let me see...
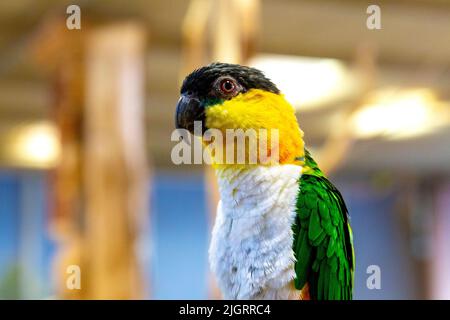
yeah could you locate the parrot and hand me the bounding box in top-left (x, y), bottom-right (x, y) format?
top-left (175, 62), bottom-right (354, 300)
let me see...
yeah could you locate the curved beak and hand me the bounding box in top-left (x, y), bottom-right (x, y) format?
top-left (175, 94), bottom-right (205, 135)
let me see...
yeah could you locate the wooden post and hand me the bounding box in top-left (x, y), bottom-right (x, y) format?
top-left (212, 0), bottom-right (260, 64)
top-left (30, 16), bottom-right (87, 299)
top-left (430, 183), bottom-right (450, 299)
top-left (82, 23), bottom-right (148, 299)
top-left (32, 18), bottom-right (149, 299)
top-left (180, 0), bottom-right (211, 79)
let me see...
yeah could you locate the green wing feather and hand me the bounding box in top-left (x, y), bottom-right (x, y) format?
top-left (293, 150), bottom-right (354, 300)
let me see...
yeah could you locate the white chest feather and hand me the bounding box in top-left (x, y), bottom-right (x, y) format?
top-left (209, 165), bottom-right (302, 299)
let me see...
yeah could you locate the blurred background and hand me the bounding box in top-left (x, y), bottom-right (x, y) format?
top-left (0, 0), bottom-right (450, 300)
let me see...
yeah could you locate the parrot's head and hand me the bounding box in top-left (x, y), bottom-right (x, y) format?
top-left (175, 62), bottom-right (304, 166)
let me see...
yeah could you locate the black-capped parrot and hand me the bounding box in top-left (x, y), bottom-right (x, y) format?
top-left (175, 63), bottom-right (354, 300)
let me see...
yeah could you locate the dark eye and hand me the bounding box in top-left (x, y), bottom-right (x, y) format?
top-left (219, 79), bottom-right (236, 94)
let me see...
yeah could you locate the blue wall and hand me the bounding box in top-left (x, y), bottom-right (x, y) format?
top-left (0, 171), bottom-right (55, 299)
top-left (150, 172), bottom-right (209, 299)
top-left (339, 181), bottom-right (419, 299)
top-left (0, 173), bottom-right (20, 279)
top-left (0, 170), bottom-right (419, 299)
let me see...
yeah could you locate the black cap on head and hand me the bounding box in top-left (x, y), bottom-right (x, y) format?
top-left (180, 62), bottom-right (279, 98)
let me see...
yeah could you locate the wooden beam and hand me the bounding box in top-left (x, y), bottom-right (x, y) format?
top-left (37, 19), bottom-right (149, 299)
top-left (82, 22), bottom-right (149, 299)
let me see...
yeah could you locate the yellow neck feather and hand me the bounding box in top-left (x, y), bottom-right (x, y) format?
top-left (204, 89), bottom-right (305, 168)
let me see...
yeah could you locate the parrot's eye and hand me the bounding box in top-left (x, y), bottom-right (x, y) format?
top-left (219, 78), bottom-right (236, 94)
top-left (212, 76), bottom-right (241, 99)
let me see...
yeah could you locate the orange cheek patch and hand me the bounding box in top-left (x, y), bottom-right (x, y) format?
top-left (205, 89), bottom-right (305, 165)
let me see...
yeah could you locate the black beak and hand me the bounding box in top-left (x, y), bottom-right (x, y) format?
top-left (175, 94), bottom-right (205, 135)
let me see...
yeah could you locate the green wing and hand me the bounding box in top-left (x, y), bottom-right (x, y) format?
top-left (293, 150), bottom-right (354, 300)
